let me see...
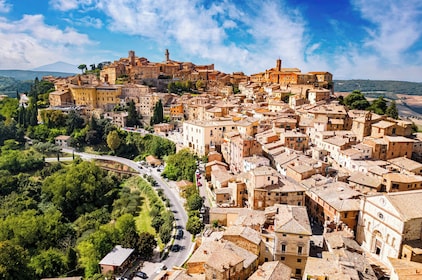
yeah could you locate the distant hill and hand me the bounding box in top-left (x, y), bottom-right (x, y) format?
top-left (0, 76), bottom-right (32, 97)
top-left (32, 61), bottom-right (78, 74)
top-left (0, 69), bottom-right (76, 97)
top-left (0, 70), bottom-right (76, 81)
top-left (334, 80), bottom-right (422, 98)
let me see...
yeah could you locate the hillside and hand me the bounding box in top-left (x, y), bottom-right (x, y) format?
top-left (334, 80), bottom-right (422, 98)
top-left (0, 76), bottom-right (33, 97)
top-left (0, 69), bottom-right (75, 81)
top-left (0, 70), bottom-right (76, 97)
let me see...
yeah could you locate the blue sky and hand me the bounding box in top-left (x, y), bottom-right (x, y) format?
top-left (1, 0), bottom-right (421, 82)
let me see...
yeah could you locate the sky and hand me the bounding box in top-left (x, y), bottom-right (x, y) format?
top-left (0, 0), bottom-right (422, 82)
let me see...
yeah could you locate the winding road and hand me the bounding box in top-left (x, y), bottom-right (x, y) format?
top-left (60, 148), bottom-right (193, 279)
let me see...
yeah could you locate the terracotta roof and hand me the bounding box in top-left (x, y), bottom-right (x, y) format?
top-left (386, 190), bottom-right (422, 221)
top-left (223, 225), bottom-right (262, 245)
top-left (248, 261), bottom-right (291, 280)
top-left (274, 205), bottom-right (312, 235)
top-left (388, 157), bottom-right (422, 172)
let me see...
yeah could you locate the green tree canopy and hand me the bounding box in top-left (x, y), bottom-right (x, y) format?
top-left (162, 149), bottom-right (196, 181)
top-left (126, 100), bottom-right (140, 127)
top-left (386, 100), bottom-right (399, 119)
top-left (29, 248), bottom-right (68, 278)
top-left (368, 96), bottom-right (387, 115)
top-left (150, 100), bottom-right (164, 125)
top-left (137, 232), bottom-right (157, 260)
top-left (41, 161), bottom-right (118, 221)
top-left (106, 130), bottom-right (121, 153)
top-left (343, 90), bottom-right (370, 110)
top-left (186, 215), bottom-right (204, 236)
top-left (0, 241), bottom-right (33, 279)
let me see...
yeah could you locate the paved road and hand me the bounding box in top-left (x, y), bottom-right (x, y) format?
top-left (60, 148), bottom-right (193, 278)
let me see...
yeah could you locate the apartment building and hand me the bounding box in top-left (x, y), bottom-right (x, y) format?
top-left (270, 204), bottom-right (312, 278)
top-left (221, 133), bottom-right (262, 174)
top-left (183, 119), bottom-right (238, 156)
top-left (303, 177), bottom-right (361, 233)
top-left (363, 135), bottom-right (416, 160)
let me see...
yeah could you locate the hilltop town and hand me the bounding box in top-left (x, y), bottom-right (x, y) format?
top-left (34, 50), bottom-right (422, 279)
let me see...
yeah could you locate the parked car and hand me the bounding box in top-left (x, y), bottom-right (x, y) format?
top-left (172, 244), bottom-right (180, 252)
top-left (156, 264), bottom-right (167, 273)
top-left (135, 271), bottom-right (148, 279)
top-left (176, 229), bottom-right (183, 239)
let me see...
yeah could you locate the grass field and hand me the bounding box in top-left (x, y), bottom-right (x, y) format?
top-left (124, 176), bottom-right (165, 249)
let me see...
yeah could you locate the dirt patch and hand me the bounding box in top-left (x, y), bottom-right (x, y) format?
top-left (396, 94), bottom-right (422, 118)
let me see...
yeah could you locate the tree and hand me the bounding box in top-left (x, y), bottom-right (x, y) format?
top-left (41, 161), bottom-right (118, 221)
top-left (66, 110), bottom-right (85, 135)
top-left (162, 149), bottom-right (196, 181)
top-left (29, 248), bottom-right (68, 278)
top-left (115, 214), bottom-right (140, 249)
top-left (196, 80), bottom-right (204, 91)
top-left (386, 100), bottom-right (399, 119)
top-left (126, 100), bottom-right (140, 127)
top-left (106, 130), bottom-right (121, 153)
top-left (78, 64), bottom-right (87, 74)
top-left (187, 193), bottom-right (203, 211)
top-left (186, 215), bottom-right (204, 236)
top-left (150, 100), bottom-right (163, 125)
top-left (137, 232), bottom-right (157, 260)
top-left (369, 96), bottom-right (387, 115)
top-left (343, 90), bottom-right (370, 110)
top-left (0, 241), bottom-right (33, 279)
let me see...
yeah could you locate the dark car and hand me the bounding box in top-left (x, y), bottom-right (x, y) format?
top-left (135, 271), bottom-right (148, 279)
top-left (172, 244), bottom-right (180, 252)
top-left (176, 229), bottom-right (183, 239)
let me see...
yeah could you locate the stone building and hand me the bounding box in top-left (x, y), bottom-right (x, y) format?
top-left (356, 190), bottom-right (422, 271)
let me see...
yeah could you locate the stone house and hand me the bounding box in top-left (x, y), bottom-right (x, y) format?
top-left (55, 135), bottom-right (72, 147)
top-left (270, 204), bottom-right (312, 278)
top-left (99, 245), bottom-right (134, 276)
top-left (248, 261), bottom-right (291, 280)
top-left (303, 179), bottom-right (361, 233)
top-left (380, 173), bottom-right (422, 193)
top-left (387, 156), bottom-right (422, 176)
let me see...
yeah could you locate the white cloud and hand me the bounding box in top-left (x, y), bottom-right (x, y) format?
top-left (0, 0), bottom-right (11, 13)
top-left (49, 0), bottom-right (97, 12)
top-left (0, 15), bottom-right (95, 69)
top-left (64, 15), bottom-right (103, 28)
top-left (326, 0), bottom-right (422, 81)
top-left (94, 0), bottom-right (315, 74)
top-left (352, 0), bottom-right (422, 63)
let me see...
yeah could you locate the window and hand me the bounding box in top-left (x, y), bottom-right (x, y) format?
top-left (295, 269), bottom-right (302, 275)
top-left (282, 233), bottom-right (287, 237)
top-left (299, 235), bottom-right (303, 239)
top-left (297, 258), bottom-right (302, 263)
top-left (281, 244), bottom-right (286, 252)
top-left (298, 246), bottom-right (303, 254)
top-left (280, 256), bottom-right (285, 261)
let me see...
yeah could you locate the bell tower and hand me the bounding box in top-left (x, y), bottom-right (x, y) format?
top-left (165, 49), bottom-right (170, 62)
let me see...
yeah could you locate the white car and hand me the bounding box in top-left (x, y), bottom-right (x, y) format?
top-left (156, 264), bottom-right (168, 273)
